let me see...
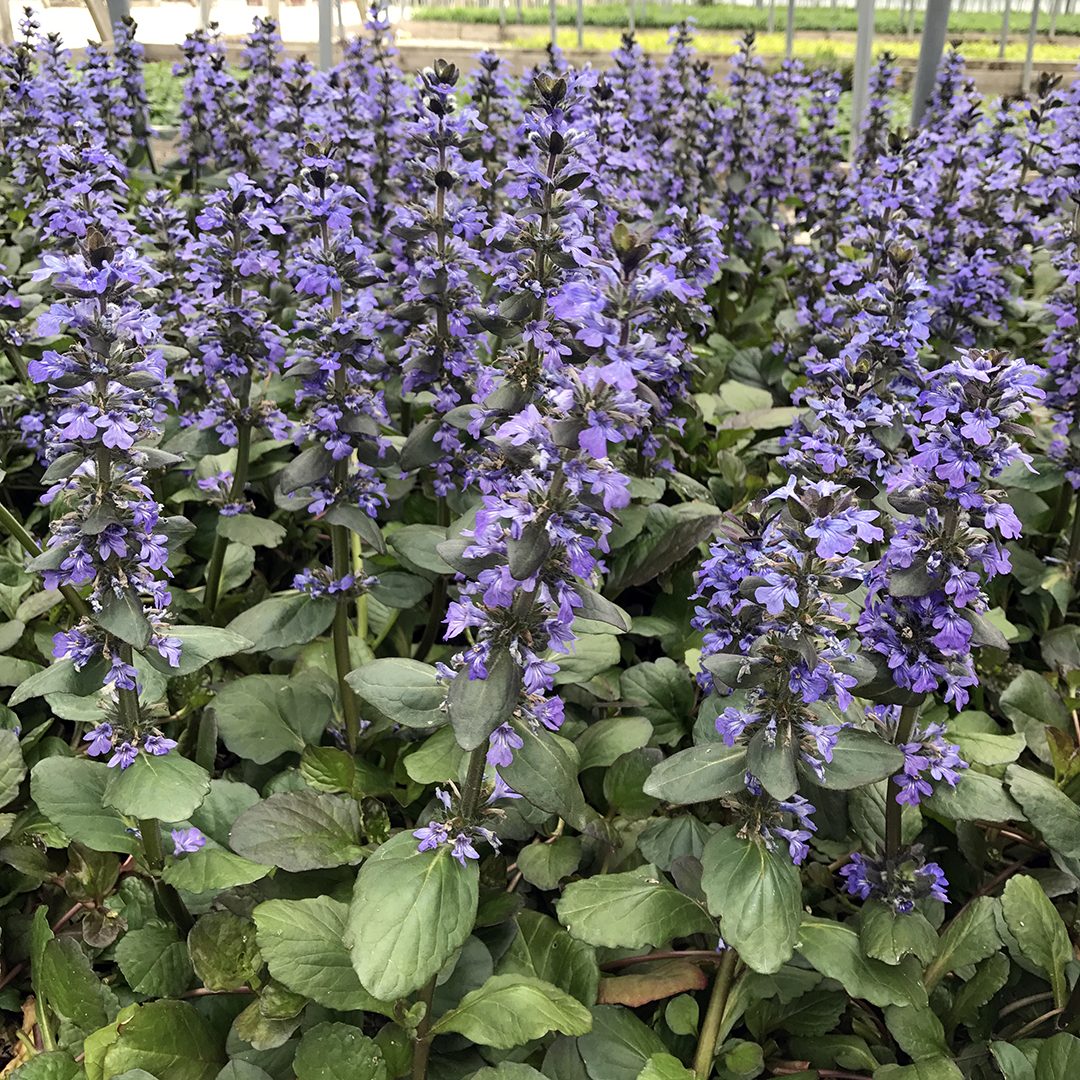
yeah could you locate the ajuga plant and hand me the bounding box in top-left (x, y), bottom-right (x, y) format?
top-left (7, 26), bottom-right (1080, 1080)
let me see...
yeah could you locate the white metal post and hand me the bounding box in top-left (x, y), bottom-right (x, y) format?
top-left (1049, 0), bottom-right (1060, 37)
top-left (199, 0), bottom-right (211, 30)
top-left (319, 0), bottom-right (333, 69)
top-left (768, 0), bottom-right (776, 33)
top-left (785, 0), bottom-right (795, 57)
top-left (1022, 0), bottom-right (1040, 94)
top-left (549, 0), bottom-right (557, 50)
top-left (910, 0), bottom-right (951, 126)
top-left (850, 0), bottom-right (875, 156)
top-left (576, 0), bottom-right (583, 47)
top-left (106, 0), bottom-right (130, 27)
top-left (999, 0), bottom-right (1010, 57)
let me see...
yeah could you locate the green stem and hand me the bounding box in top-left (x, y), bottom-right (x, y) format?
top-left (410, 975), bottom-right (438, 1080)
top-left (203, 422), bottom-right (253, 613)
top-left (885, 701), bottom-right (922, 861)
top-left (333, 526), bottom-right (361, 755)
top-left (139, 817), bottom-right (165, 872)
top-left (691, 948), bottom-right (738, 1080)
top-left (458, 746), bottom-right (489, 824)
top-left (1069, 505), bottom-right (1080, 577)
top-left (0, 501), bottom-right (91, 620)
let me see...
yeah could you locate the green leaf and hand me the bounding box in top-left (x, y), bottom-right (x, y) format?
top-left (746, 726), bottom-right (798, 800)
top-left (100, 1001), bottom-right (224, 1080)
top-left (403, 726), bottom-right (464, 784)
top-left (516, 837), bottom-right (582, 890)
top-left (103, 753), bottom-right (210, 823)
top-left (1001, 874), bottom-right (1071, 1007)
top-left (188, 912), bottom-right (261, 992)
top-left (40, 936), bottom-right (117, 1033)
top-left (883, 1004), bottom-right (949, 1061)
top-left (253, 897), bottom-right (391, 1013)
top-left (447, 647), bottom-right (521, 751)
top-left (700, 827), bottom-right (800, 974)
top-left (945, 952), bottom-right (1009, 1029)
top-left (230, 791), bottom-right (364, 871)
top-left (216, 515), bottom-right (286, 548)
top-left (345, 659), bottom-right (445, 730)
top-left (189, 780), bottom-right (260, 846)
top-left (859, 902), bottom-right (939, 966)
top-left (10, 1051), bottom-right (83, 1080)
top-left (144, 626), bottom-right (253, 677)
top-left (0, 729), bottom-right (25, 807)
top-left (557, 866), bottom-right (714, 950)
top-left (430, 974), bottom-right (591, 1048)
top-left (497, 910), bottom-right (599, 1006)
top-left (345, 830), bottom-right (478, 1001)
top-left (1037, 1033), bottom-right (1080, 1080)
top-left (620, 660), bottom-right (695, 744)
top-left (369, 571), bottom-right (431, 610)
top-left (577, 1005), bottom-right (667, 1080)
top-left (575, 717), bottom-right (653, 771)
top-left (795, 917), bottom-right (927, 1008)
top-left (211, 674), bottom-right (333, 764)
top-left (990, 1041), bottom-right (1037, 1080)
top-left (638, 816), bottom-right (716, 871)
top-left (816, 729), bottom-right (906, 789)
top-left (115, 923), bottom-right (193, 998)
top-left (31, 758), bottom-right (139, 854)
top-left (95, 588), bottom-right (152, 651)
top-left (873, 1060), bottom-right (963, 1080)
top-left (923, 770), bottom-right (1021, 823)
top-left (635, 1054), bottom-right (695, 1080)
top-left (293, 1022), bottom-right (386, 1080)
top-left (161, 844), bottom-right (270, 893)
top-left (1006, 764), bottom-right (1080, 861)
top-left (642, 744), bottom-right (747, 804)
top-left (225, 594), bottom-right (336, 652)
top-left (999, 671), bottom-right (1071, 763)
top-left (553, 634), bottom-right (620, 685)
top-left (502, 720), bottom-right (590, 831)
top-left (923, 897), bottom-right (1001, 989)
top-left (388, 524), bottom-right (453, 575)
top-left (10, 658), bottom-right (108, 707)
top-left (605, 502), bottom-right (721, 595)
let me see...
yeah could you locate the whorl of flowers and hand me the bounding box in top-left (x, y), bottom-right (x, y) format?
top-left (181, 172), bottom-right (290, 452)
top-left (280, 148), bottom-right (389, 593)
top-left (840, 846), bottom-right (949, 914)
top-left (860, 349), bottom-right (1043, 716)
top-left (25, 151), bottom-right (181, 757)
top-left (392, 59), bottom-right (488, 495)
top-left (693, 477), bottom-right (879, 790)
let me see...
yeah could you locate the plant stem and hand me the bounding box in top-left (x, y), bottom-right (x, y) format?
top-left (458, 746), bottom-right (488, 824)
top-left (0, 501), bottom-right (91, 620)
top-left (885, 701), bottom-right (922, 861)
top-left (333, 524), bottom-right (361, 754)
top-left (691, 948), bottom-right (738, 1080)
top-left (410, 974), bottom-right (438, 1080)
top-left (1070, 505), bottom-right (1080, 578)
top-left (139, 817), bottom-right (165, 871)
top-left (203, 421), bottom-right (252, 613)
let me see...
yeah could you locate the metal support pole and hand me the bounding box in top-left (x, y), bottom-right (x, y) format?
top-left (0, 0), bottom-right (11, 45)
top-left (498, 0), bottom-right (506, 34)
top-left (628, 0), bottom-right (635, 33)
top-left (106, 0), bottom-right (130, 26)
top-left (319, 0), bottom-right (332, 69)
top-left (267, 0), bottom-right (280, 22)
top-left (910, 0), bottom-right (951, 126)
top-left (785, 0), bottom-right (795, 57)
top-left (906, 0), bottom-right (916, 36)
top-left (999, 0), bottom-right (1010, 56)
top-left (767, 0), bottom-right (776, 33)
top-left (1049, 0), bottom-right (1059, 36)
top-left (1022, 0), bottom-right (1039, 94)
top-left (850, 0), bottom-right (875, 156)
top-left (199, 0), bottom-right (211, 30)
top-left (576, 0), bottom-right (583, 48)
top-left (549, 0), bottom-right (557, 49)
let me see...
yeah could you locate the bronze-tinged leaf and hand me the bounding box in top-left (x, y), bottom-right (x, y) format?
top-left (597, 960), bottom-right (708, 1007)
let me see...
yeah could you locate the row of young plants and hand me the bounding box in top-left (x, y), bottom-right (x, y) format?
top-left (0, 8), bottom-right (1079, 1080)
top-left (410, 2), bottom-right (1080, 38)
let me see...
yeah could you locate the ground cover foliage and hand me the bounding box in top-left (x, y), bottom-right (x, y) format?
top-left (1, 8), bottom-right (1080, 1080)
